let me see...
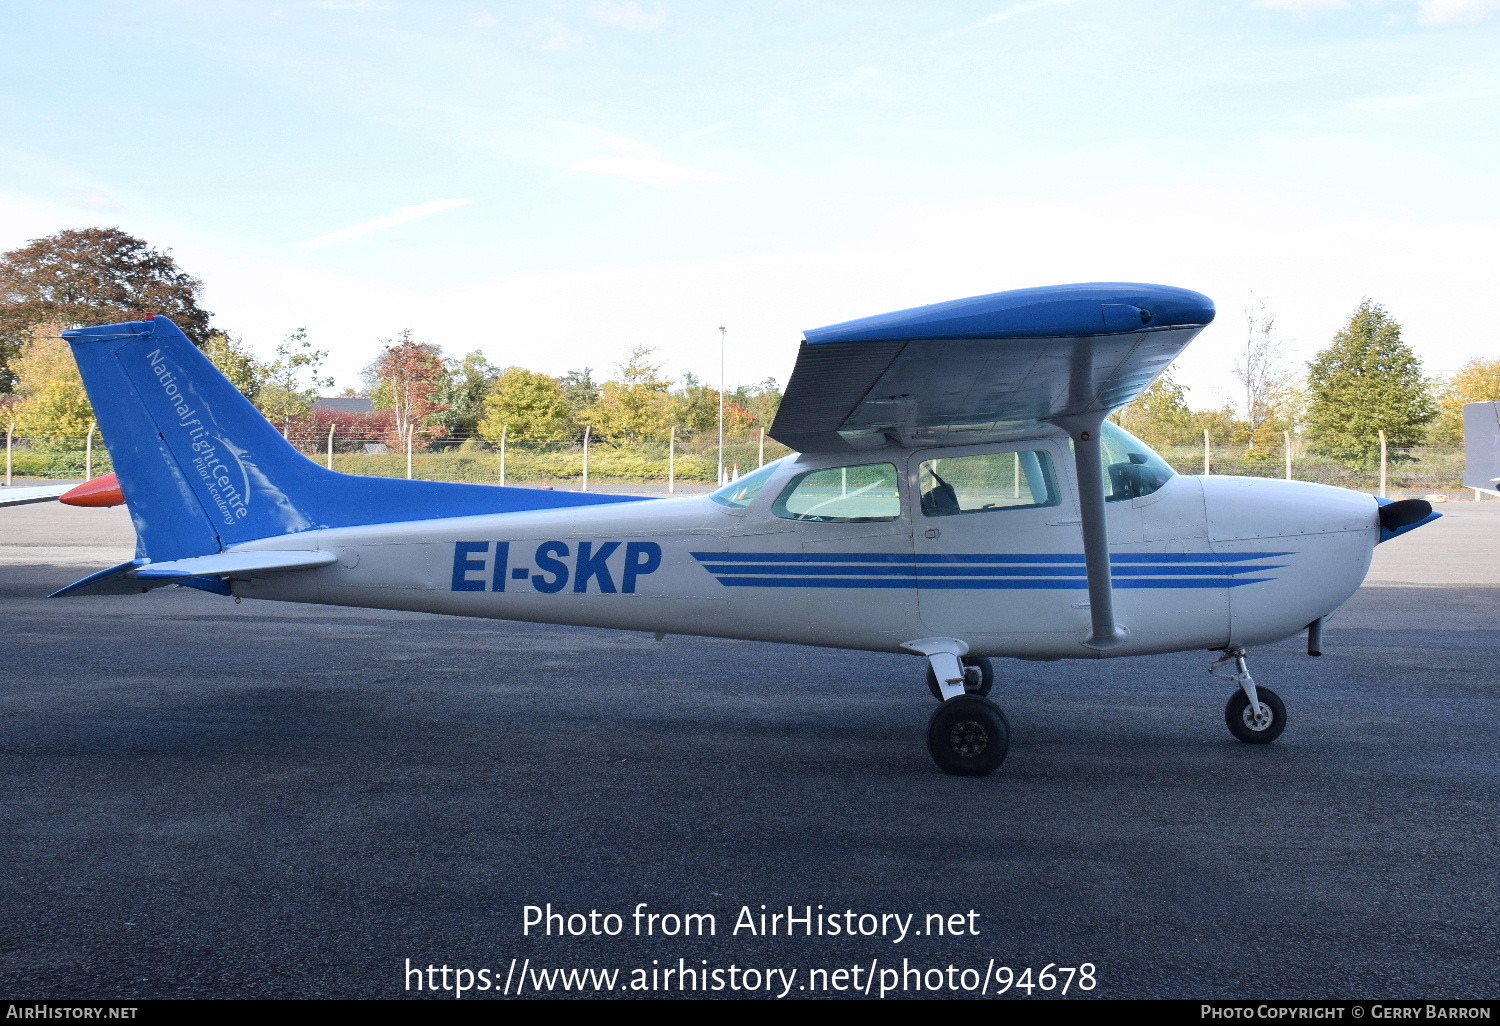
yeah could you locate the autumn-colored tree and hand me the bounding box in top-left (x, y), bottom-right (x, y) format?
top-left (729, 378), bottom-right (782, 434)
top-left (369, 330), bottom-right (450, 449)
top-left (588, 347), bottom-right (673, 441)
top-left (478, 367), bottom-right (573, 445)
top-left (7, 323), bottom-right (94, 443)
top-left (1430, 357), bottom-right (1500, 444)
top-left (0, 227), bottom-right (214, 391)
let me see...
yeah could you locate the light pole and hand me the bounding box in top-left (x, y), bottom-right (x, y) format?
top-left (717, 325), bottom-right (726, 485)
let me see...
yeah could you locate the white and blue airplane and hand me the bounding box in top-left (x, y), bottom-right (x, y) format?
top-left (51, 283), bottom-right (1439, 775)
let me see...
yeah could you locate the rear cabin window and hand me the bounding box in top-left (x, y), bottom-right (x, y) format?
top-left (772, 463), bottom-right (902, 522)
top-left (919, 450), bottom-right (1061, 517)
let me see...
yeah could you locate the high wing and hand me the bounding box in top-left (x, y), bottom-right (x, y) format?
top-left (0, 483), bottom-right (73, 508)
top-left (770, 282), bottom-right (1215, 453)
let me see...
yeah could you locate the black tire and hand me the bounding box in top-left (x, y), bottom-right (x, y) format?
top-left (926, 695), bottom-right (1009, 776)
top-left (926, 655), bottom-right (994, 701)
top-left (1224, 686), bottom-right (1286, 744)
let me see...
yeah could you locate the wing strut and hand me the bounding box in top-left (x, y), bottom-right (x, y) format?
top-left (1052, 411), bottom-right (1127, 650)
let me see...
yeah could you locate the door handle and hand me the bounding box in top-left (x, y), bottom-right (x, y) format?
top-left (924, 528), bottom-right (940, 539)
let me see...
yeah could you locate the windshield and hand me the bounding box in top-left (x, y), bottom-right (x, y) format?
top-left (1098, 421), bottom-right (1176, 501)
top-left (708, 460), bottom-right (783, 509)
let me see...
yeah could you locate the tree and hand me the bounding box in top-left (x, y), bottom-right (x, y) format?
top-left (1235, 298), bottom-right (1296, 452)
top-left (368, 330), bottom-right (449, 449)
top-left (0, 227), bottom-right (214, 391)
top-left (672, 372), bottom-right (720, 435)
top-left (1430, 357), bottom-right (1500, 444)
top-left (202, 330), bottom-right (263, 403)
top-left (1113, 368), bottom-right (1196, 446)
top-left (434, 350), bottom-right (498, 439)
top-left (478, 367), bottom-right (573, 445)
top-left (730, 377), bottom-right (782, 434)
top-left (6, 324), bottom-right (94, 443)
top-left (257, 328), bottom-right (332, 430)
top-left (588, 347), bottom-right (673, 441)
top-left (1305, 299), bottom-right (1435, 467)
top-left (558, 367), bottom-right (599, 426)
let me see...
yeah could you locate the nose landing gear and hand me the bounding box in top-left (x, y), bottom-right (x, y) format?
top-left (1212, 648), bottom-right (1287, 744)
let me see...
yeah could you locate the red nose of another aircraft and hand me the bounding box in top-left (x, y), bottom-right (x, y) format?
top-left (60, 472), bottom-right (125, 508)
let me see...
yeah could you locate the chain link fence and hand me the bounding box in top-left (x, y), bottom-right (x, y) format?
top-left (1, 428), bottom-right (1476, 497)
top-left (2, 428), bottom-right (794, 490)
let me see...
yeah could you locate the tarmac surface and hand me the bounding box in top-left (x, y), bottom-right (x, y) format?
top-left (1, 497), bottom-right (1496, 1000)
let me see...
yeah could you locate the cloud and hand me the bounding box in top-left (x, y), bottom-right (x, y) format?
top-left (298, 198), bottom-right (472, 249)
top-left (680, 121), bottom-right (731, 140)
top-left (586, 1), bottom-right (667, 29)
top-left (938, 0), bottom-right (1079, 40)
top-left (1412, 0), bottom-right (1500, 24)
top-left (816, 67), bottom-right (884, 98)
top-left (1253, 0), bottom-right (1351, 10)
top-left (572, 155), bottom-right (731, 191)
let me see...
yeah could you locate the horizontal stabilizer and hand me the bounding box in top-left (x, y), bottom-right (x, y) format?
top-left (134, 550), bottom-right (336, 580)
top-left (51, 550), bottom-right (334, 597)
top-left (0, 483), bottom-right (74, 508)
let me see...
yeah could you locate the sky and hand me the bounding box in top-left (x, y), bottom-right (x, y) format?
top-left (1, 0), bottom-right (1496, 410)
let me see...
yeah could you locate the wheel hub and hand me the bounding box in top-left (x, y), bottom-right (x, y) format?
top-left (949, 720), bottom-right (989, 757)
top-left (1242, 702), bottom-right (1273, 732)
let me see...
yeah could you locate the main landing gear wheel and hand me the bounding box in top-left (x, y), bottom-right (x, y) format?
top-left (926, 655), bottom-right (994, 701)
top-left (1224, 686), bottom-right (1286, 744)
top-left (926, 695), bottom-right (1009, 776)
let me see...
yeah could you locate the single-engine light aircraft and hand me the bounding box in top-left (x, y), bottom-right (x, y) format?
top-left (54, 283), bottom-right (1439, 775)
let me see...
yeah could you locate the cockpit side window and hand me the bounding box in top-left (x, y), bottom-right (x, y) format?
top-left (919, 450), bottom-right (1061, 517)
top-left (772, 463), bottom-right (901, 522)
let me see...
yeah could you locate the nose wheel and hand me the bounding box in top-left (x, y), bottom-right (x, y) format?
top-left (1212, 648), bottom-right (1287, 744)
top-left (926, 695), bottom-right (1009, 775)
top-left (1225, 686), bottom-right (1286, 743)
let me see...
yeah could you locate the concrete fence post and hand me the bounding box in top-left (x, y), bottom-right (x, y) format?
top-left (1378, 429), bottom-right (1388, 498)
top-left (582, 425), bottom-right (590, 492)
top-left (85, 420), bottom-right (97, 480)
top-left (668, 425), bottom-right (676, 494)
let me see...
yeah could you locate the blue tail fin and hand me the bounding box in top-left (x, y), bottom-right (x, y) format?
top-left (64, 316), bottom-right (646, 562)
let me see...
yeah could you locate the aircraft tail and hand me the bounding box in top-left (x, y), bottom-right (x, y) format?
top-left (1464, 401), bottom-right (1500, 496)
top-left (64, 316), bottom-right (644, 564)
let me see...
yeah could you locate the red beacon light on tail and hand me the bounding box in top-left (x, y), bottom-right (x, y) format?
top-left (60, 472), bottom-right (125, 508)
